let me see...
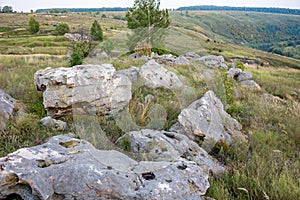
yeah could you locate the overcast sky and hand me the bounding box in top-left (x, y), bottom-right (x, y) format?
top-left (1, 0), bottom-right (300, 12)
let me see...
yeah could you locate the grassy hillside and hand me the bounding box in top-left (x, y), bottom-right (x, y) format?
top-left (171, 11), bottom-right (300, 60)
top-left (0, 11), bottom-right (299, 199)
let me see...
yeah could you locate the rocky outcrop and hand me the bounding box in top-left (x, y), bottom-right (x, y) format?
top-left (123, 129), bottom-right (225, 175)
top-left (0, 135), bottom-right (211, 199)
top-left (182, 52), bottom-right (201, 60)
top-left (198, 55), bottom-right (228, 69)
top-left (171, 90), bottom-right (246, 149)
top-left (34, 64), bottom-right (132, 118)
top-left (40, 116), bottom-right (67, 131)
top-left (35, 61), bottom-right (184, 118)
top-left (0, 90), bottom-right (16, 131)
top-left (64, 33), bottom-right (91, 41)
top-left (239, 80), bottom-right (261, 90)
top-left (227, 68), bottom-right (261, 91)
top-left (237, 72), bottom-right (253, 82)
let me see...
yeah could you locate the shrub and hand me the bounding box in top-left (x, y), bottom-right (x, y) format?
top-left (28, 16), bottom-right (40, 33)
top-left (55, 23), bottom-right (70, 35)
top-left (90, 20), bottom-right (103, 41)
top-left (69, 39), bottom-right (92, 66)
top-left (235, 61), bottom-right (245, 71)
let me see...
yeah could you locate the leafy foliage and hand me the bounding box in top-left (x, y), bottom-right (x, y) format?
top-left (126, 0), bottom-right (171, 50)
top-left (69, 40), bottom-right (92, 66)
top-left (55, 23), bottom-right (70, 35)
top-left (1, 6), bottom-right (13, 13)
top-left (28, 16), bottom-right (40, 33)
top-left (235, 61), bottom-right (245, 71)
top-left (177, 6), bottom-right (300, 15)
top-left (90, 20), bottom-right (103, 41)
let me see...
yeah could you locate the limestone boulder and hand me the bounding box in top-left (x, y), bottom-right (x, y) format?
top-left (198, 55), bottom-right (228, 69)
top-left (171, 91), bottom-right (246, 149)
top-left (0, 135), bottom-right (210, 199)
top-left (237, 72), bottom-right (253, 82)
top-left (0, 90), bottom-right (16, 131)
top-left (34, 64), bottom-right (132, 118)
top-left (227, 68), bottom-right (242, 79)
top-left (138, 60), bottom-right (183, 90)
top-left (40, 116), bottom-right (67, 131)
top-left (239, 80), bottom-right (262, 90)
top-left (124, 129), bottom-right (225, 175)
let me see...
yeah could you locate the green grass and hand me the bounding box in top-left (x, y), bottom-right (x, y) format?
top-left (207, 87), bottom-right (300, 200)
top-left (0, 56), bottom-right (68, 115)
top-left (0, 36), bottom-right (69, 55)
top-left (248, 67), bottom-right (300, 101)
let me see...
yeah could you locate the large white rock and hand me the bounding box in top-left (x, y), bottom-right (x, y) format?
top-left (0, 135), bottom-right (210, 199)
top-left (171, 90), bottom-right (246, 149)
top-left (124, 129), bottom-right (225, 175)
top-left (34, 64), bottom-right (132, 118)
top-left (139, 60), bottom-right (183, 90)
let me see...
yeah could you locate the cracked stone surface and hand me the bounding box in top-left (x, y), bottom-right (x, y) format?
top-left (171, 90), bottom-right (246, 148)
top-left (0, 135), bottom-right (210, 199)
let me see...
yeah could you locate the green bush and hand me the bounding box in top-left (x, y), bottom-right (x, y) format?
top-left (235, 61), bottom-right (245, 71)
top-left (69, 40), bottom-right (92, 66)
top-left (28, 16), bottom-right (40, 33)
top-left (55, 23), bottom-right (70, 35)
top-left (90, 20), bottom-right (103, 41)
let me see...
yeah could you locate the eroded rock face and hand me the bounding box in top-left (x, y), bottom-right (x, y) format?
top-left (124, 129), bottom-right (225, 175)
top-left (171, 90), bottom-right (246, 148)
top-left (0, 135), bottom-right (210, 199)
top-left (0, 90), bottom-right (16, 131)
top-left (34, 64), bottom-right (132, 118)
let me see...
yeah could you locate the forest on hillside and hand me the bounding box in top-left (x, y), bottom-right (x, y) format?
top-left (177, 6), bottom-right (300, 15)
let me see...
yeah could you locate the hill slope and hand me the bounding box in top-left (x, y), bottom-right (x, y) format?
top-left (170, 11), bottom-right (300, 60)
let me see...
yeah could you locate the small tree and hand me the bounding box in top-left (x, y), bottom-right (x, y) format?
top-left (90, 20), bottom-right (103, 41)
top-left (55, 23), bottom-right (70, 35)
top-left (2, 6), bottom-right (13, 13)
top-left (126, 0), bottom-right (171, 50)
top-left (28, 16), bottom-right (40, 33)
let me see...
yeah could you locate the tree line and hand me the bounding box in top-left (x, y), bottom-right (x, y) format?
top-left (0, 6), bottom-right (13, 13)
top-left (36, 7), bottom-right (130, 13)
top-left (177, 6), bottom-right (300, 15)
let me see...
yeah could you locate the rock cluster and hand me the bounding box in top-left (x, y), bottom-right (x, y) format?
top-left (129, 52), bottom-right (228, 69)
top-left (0, 52), bottom-right (252, 199)
top-left (34, 60), bottom-right (184, 118)
top-left (227, 68), bottom-right (261, 90)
